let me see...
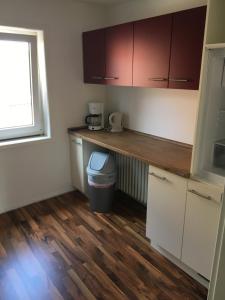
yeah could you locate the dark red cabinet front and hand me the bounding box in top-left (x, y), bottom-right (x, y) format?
top-left (169, 6), bottom-right (206, 90)
top-left (82, 29), bottom-right (105, 84)
top-left (82, 24), bottom-right (133, 86)
top-left (82, 6), bottom-right (206, 90)
top-left (133, 14), bottom-right (172, 88)
top-left (105, 23), bottom-right (133, 86)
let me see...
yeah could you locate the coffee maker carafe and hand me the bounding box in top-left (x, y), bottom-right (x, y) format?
top-left (85, 102), bottom-right (104, 131)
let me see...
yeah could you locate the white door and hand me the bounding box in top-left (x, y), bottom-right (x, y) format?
top-left (182, 180), bottom-right (222, 280)
top-left (147, 166), bottom-right (187, 259)
top-left (70, 136), bottom-right (84, 193)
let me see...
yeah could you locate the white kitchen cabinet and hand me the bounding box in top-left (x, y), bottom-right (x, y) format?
top-left (69, 135), bottom-right (85, 193)
top-left (147, 165), bottom-right (188, 259)
top-left (182, 180), bottom-right (222, 280)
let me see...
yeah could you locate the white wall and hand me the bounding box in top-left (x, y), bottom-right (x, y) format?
top-left (106, 0), bottom-right (207, 25)
top-left (105, 0), bottom-right (207, 144)
top-left (0, 0), bottom-right (209, 213)
top-left (206, 0), bottom-right (225, 44)
top-left (0, 0), bottom-right (107, 213)
top-left (106, 87), bottom-right (198, 144)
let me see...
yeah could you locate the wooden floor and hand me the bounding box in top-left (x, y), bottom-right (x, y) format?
top-left (0, 191), bottom-right (207, 300)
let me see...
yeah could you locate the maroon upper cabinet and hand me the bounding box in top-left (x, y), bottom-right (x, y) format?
top-left (105, 23), bottom-right (133, 86)
top-left (168, 6), bottom-right (207, 90)
top-left (82, 6), bottom-right (206, 89)
top-left (82, 29), bottom-right (105, 84)
top-left (133, 14), bottom-right (172, 88)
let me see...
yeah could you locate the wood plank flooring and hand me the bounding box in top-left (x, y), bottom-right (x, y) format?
top-left (0, 191), bottom-right (207, 300)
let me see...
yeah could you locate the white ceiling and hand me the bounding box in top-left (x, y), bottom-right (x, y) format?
top-left (78, 0), bottom-right (132, 5)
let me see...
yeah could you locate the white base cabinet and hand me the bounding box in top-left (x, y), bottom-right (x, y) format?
top-left (181, 180), bottom-right (222, 280)
top-left (70, 135), bottom-right (106, 195)
top-left (70, 135), bottom-right (85, 193)
top-left (147, 166), bottom-right (187, 259)
top-left (147, 165), bottom-right (223, 281)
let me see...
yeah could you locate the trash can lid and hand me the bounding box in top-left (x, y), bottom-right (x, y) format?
top-left (89, 152), bottom-right (109, 171)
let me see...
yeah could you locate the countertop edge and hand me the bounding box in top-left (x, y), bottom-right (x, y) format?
top-left (68, 127), bottom-right (192, 149)
top-left (69, 127), bottom-right (191, 178)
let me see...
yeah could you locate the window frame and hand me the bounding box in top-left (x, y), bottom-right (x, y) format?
top-left (0, 28), bottom-right (49, 142)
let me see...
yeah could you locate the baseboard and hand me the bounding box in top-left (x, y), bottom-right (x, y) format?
top-left (150, 241), bottom-right (209, 288)
top-left (0, 185), bottom-right (74, 214)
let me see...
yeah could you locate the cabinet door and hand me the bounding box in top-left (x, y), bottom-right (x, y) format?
top-left (169, 6), bottom-right (206, 90)
top-left (182, 181), bottom-right (222, 280)
top-left (105, 23), bottom-right (133, 86)
top-left (70, 136), bottom-right (84, 193)
top-left (147, 166), bottom-right (187, 259)
top-left (82, 29), bottom-right (105, 84)
top-left (133, 15), bottom-right (172, 88)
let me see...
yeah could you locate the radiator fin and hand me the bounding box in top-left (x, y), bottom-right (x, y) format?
top-left (113, 153), bottom-right (148, 206)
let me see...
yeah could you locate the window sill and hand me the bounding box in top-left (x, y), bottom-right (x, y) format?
top-left (0, 135), bottom-right (51, 150)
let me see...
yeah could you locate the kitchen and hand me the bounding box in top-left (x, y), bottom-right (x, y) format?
top-left (0, 0), bottom-right (224, 299)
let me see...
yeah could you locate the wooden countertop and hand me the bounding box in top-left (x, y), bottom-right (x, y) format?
top-left (69, 128), bottom-right (192, 178)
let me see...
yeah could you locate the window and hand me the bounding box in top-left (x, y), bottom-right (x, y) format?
top-left (0, 28), bottom-right (50, 141)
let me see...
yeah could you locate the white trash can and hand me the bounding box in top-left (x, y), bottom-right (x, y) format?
top-left (87, 151), bottom-right (116, 212)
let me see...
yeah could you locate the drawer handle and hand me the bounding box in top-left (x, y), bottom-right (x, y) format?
top-left (169, 78), bottom-right (190, 82)
top-left (149, 78), bottom-right (168, 81)
top-left (91, 76), bottom-right (103, 80)
top-left (104, 77), bottom-right (119, 80)
top-left (188, 189), bottom-right (214, 201)
top-left (149, 172), bottom-right (168, 181)
top-left (73, 141), bottom-right (82, 145)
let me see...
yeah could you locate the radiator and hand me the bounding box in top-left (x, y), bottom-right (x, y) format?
top-left (113, 152), bottom-right (149, 206)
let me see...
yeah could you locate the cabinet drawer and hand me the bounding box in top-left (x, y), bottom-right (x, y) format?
top-left (188, 180), bottom-right (223, 204)
top-left (182, 184), bottom-right (222, 279)
top-left (147, 165), bottom-right (187, 258)
top-left (70, 135), bottom-right (84, 193)
top-left (70, 136), bottom-right (83, 145)
top-left (149, 165), bottom-right (181, 181)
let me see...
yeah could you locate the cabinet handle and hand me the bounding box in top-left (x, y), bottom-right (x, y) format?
top-left (188, 189), bottom-right (214, 201)
top-left (104, 77), bottom-right (119, 80)
top-left (148, 78), bottom-right (168, 81)
top-left (169, 78), bottom-right (190, 82)
top-left (149, 172), bottom-right (168, 181)
top-left (73, 141), bottom-right (82, 145)
top-left (91, 76), bottom-right (103, 80)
